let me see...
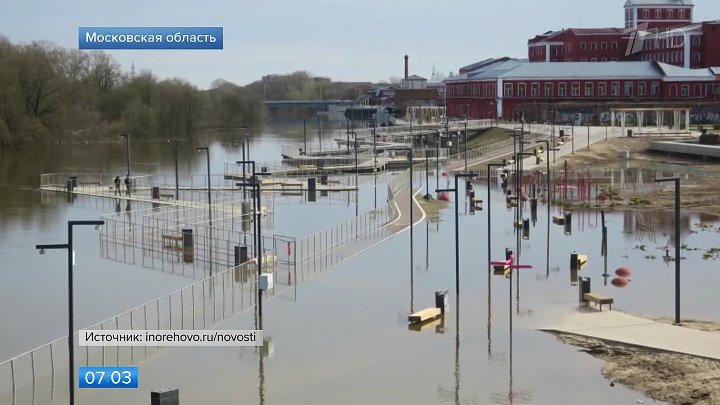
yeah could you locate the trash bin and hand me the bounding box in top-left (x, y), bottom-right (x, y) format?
top-left (579, 277), bottom-right (591, 303)
top-left (152, 186), bottom-right (160, 199)
top-left (570, 252), bottom-right (579, 271)
top-left (435, 290), bottom-right (449, 313)
top-left (627, 129), bottom-right (633, 137)
top-left (559, 129), bottom-right (565, 137)
top-left (151, 388), bottom-right (179, 405)
top-left (182, 229), bottom-right (194, 263)
top-left (69, 176), bottom-right (78, 188)
top-left (66, 179), bottom-right (73, 193)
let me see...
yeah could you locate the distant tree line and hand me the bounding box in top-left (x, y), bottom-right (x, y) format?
top-left (0, 37), bottom-right (372, 151)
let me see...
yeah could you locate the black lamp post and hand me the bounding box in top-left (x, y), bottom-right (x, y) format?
top-left (437, 172), bottom-right (477, 298)
top-left (302, 118), bottom-right (307, 154)
top-left (386, 146), bottom-right (415, 289)
top-left (463, 117), bottom-right (468, 173)
top-left (120, 134), bottom-right (131, 176)
top-left (236, 162), bottom-right (271, 327)
top-left (655, 177), bottom-right (681, 324)
top-left (487, 161), bottom-right (507, 273)
top-left (167, 138), bottom-right (184, 200)
top-left (436, 129), bottom-right (441, 193)
top-left (36, 220), bottom-right (105, 405)
top-left (317, 114), bottom-right (323, 152)
top-left (197, 147), bottom-right (212, 272)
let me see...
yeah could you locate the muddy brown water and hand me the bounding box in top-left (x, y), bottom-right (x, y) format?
top-left (3, 125), bottom-right (720, 404)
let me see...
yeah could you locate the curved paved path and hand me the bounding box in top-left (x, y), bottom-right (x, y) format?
top-left (542, 309), bottom-right (720, 360)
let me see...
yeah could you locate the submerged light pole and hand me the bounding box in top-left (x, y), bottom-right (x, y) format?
top-left (655, 176), bottom-right (681, 324)
top-left (197, 146), bottom-right (212, 272)
top-left (120, 134), bottom-right (131, 176)
top-left (437, 172), bottom-right (477, 298)
top-left (35, 220), bottom-right (105, 405)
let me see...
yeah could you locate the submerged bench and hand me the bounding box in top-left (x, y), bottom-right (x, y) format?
top-left (159, 193), bottom-right (175, 200)
top-left (583, 293), bottom-right (614, 311)
top-left (408, 308), bottom-right (442, 324)
top-left (161, 234), bottom-right (183, 249)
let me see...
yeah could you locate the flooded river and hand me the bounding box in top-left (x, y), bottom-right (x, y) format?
top-left (1, 124), bottom-right (719, 404)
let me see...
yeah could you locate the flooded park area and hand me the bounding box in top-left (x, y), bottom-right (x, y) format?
top-left (1, 122), bottom-right (719, 404)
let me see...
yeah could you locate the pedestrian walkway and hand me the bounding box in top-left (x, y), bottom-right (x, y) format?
top-left (542, 309), bottom-right (720, 360)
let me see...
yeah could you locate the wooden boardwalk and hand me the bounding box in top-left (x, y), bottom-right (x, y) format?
top-left (41, 185), bottom-right (208, 208)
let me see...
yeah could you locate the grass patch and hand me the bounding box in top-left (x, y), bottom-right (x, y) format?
top-left (416, 196), bottom-right (450, 222)
top-left (465, 127), bottom-right (511, 150)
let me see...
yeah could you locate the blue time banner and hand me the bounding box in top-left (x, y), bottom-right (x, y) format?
top-left (78, 367), bottom-right (138, 389)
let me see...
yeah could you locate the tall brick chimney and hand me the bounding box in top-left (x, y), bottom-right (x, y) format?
top-left (404, 55), bottom-right (409, 79)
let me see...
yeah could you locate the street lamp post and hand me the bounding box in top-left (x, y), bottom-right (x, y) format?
top-left (463, 118), bottom-right (468, 173)
top-left (197, 147), bottom-right (212, 272)
top-left (436, 129), bottom-right (441, 193)
top-left (120, 134), bottom-right (131, 176)
top-left (167, 138), bottom-right (184, 200)
top-left (239, 127), bottom-right (250, 200)
top-left (424, 135), bottom-right (431, 199)
top-left (387, 146), bottom-right (415, 291)
top-left (655, 177), bottom-right (681, 324)
top-left (487, 162), bottom-right (507, 271)
top-left (35, 220), bottom-right (105, 405)
top-left (236, 162), bottom-right (270, 326)
top-left (302, 118), bottom-right (307, 154)
top-left (437, 172), bottom-right (477, 298)
top-left (317, 114), bottom-right (323, 152)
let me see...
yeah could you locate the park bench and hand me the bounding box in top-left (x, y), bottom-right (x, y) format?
top-left (408, 308), bottom-right (442, 324)
top-left (161, 234), bottom-right (183, 249)
top-left (583, 293), bottom-right (614, 311)
top-left (159, 193), bottom-right (175, 200)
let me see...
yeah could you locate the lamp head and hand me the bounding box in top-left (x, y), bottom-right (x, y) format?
top-left (38, 248), bottom-right (45, 255)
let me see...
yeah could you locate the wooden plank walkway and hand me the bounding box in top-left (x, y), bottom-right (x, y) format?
top-left (41, 185), bottom-right (207, 208)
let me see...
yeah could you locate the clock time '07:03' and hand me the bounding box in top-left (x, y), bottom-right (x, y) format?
top-left (78, 367), bottom-right (138, 388)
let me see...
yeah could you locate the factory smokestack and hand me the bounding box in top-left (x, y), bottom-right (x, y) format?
top-left (404, 55), bottom-right (409, 80)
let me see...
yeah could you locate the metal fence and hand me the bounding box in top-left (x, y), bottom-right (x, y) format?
top-left (9, 155), bottom-right (411, 404)
top-left (100, 196), bottom-right (281, 279)
top-left (0, 259), bottom-right (268, 405)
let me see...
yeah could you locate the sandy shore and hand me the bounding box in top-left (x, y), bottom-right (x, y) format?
top-left (549, 136), bottom-right (720, 217)
top-left (550, 317), bottom-right (720, 405)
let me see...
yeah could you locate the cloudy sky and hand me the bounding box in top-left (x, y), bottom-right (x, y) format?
top-left (3, 0), bottom-right (720, 88)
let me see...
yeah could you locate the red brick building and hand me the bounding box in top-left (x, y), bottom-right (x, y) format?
top-left (624, 0), bottom-right (693, 30)
top-left (445, 58), bottom-right (720, 121)
top-left (528, 0), bottom-right (720, 69)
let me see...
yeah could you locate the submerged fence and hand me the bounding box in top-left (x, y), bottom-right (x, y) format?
top-left (0, 259), bottom-right (270, 405)
top-left (7, 145), bottom-right (414, 404)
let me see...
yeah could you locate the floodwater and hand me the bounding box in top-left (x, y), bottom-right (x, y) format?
top-left (2, 124), bottom-right (720, 404)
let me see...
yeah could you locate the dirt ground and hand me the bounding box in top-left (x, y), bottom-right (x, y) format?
top-left (415, 196), bottom-right (449, 222)
top-left (551, 331), bottom-right (720, 405)
top-left (550, 136), bottom-right (720, 216)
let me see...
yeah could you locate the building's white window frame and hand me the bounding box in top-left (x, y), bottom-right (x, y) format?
top-left (598, 82), bottom-right (607, 96)
top-left (572, 82), bottom-right (581, 97)
top-left (544, 83), bottom-right (553, 97)
top-left (558, 83), bottom-right (567, 97)
top-left (625, 82), bottom-right (634, 97)
top-left (504, 83), bottom-right (513, 97)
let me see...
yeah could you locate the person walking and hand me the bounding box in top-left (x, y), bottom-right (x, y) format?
top-left (124, 174), bottom-right (131, 196)
top-left (114, 176), bottom-right (121, 195)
